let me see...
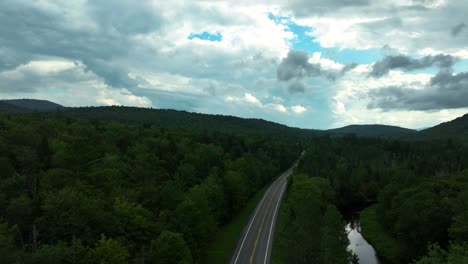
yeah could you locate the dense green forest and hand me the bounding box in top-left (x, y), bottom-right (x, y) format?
top-left (273, 173), bottom-right (354, 264)
top-left (0, 113), bottom-right (298, 263)
top-left (288, 135), bottom-right (468, 263)
top-left (1, 102), bottom-right (468, 264)
top-left (2, 100), bottom-right (468, 144)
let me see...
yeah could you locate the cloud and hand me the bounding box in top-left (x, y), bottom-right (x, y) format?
top-left (451, 23), bottom-right (466, 37)
top-left (224, 92), bottom-right (309, 115)
top-left (369, 54), bottom-right (457, 77)
top-left (283, 0), bottom-right (370, 17)
top-left (276, 50), bottom-right (354, 93)
top-left (341, 63), bottom-right (359, 74)
top-left (225, 93), bottom-right (262, 106)
top-left (287, 80), bottom-right (307, 93)
top-left (2, 0), bottom-right (467, 131)
top-left (294, 0), bottom-right (468, 58)
top-left (0, 58), bottom-right (152, 107)
top-left (328, 63), bottom-right (465, 129)
top-left (291, 105), bottom-right (306, 113)
top-left (277, 50), bottom-right (322, 81)
top-left (367, 71), bottom-right (468, 111)
top-left (273, 104), bottom-right (287, 112)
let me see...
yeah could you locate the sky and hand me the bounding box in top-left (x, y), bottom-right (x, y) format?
top-left (1, 0), bottom-right (468, 129)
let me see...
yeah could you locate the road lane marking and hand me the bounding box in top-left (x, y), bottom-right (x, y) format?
top-left (249, 178), bottom-right (287, 264)
top-left (264, 180), bottom-right (288, 264)
top-left (233, 176), bottom-right (281, 264)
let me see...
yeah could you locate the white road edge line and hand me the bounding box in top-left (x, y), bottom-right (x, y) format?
top-left (233, 176), bottom-right (279, 264)
top-left (263, 178), bottom-right (288, 264)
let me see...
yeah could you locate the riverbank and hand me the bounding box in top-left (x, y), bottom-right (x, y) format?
top-left (346, 213), bottom-right (380, 264)
top-left (360, 205), bottom-right (402, 263)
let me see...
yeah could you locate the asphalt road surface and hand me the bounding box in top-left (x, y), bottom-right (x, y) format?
top-left (229, 165), bottom-right (294, 264)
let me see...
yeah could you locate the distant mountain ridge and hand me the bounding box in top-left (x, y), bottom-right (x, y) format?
top-left (0, 101), bottom-right (31, 113)
top-left (417, 114), bottom-right (468, 143)
top-left (54, 106), bottom-right (321, 138)
top-left (327, 124), bottom-right (417, 138)
top-left (2, 99), bottom-right (64, 111)
top-left (1, 98), bottom-right (467, 143)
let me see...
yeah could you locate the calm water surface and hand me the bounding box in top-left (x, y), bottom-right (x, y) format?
top-left (346, 215), bottom-right (381, 264)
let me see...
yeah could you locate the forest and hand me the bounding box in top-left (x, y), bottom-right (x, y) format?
top-left (0, 113), bottom-right (298, 263)
top-left (275, 135), bottom-right (468, 263)
top-left (1, 109), bottom-right (468, 263)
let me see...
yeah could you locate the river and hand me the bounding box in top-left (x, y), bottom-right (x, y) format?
top-left (346, 213), bottom-right (381, 264)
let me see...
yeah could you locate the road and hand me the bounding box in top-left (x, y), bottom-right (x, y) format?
top-left (229, 165), bottom-right (294, 264)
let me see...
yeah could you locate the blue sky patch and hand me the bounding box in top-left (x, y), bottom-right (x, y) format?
top-left (188, 32), bottom-right (222, 42)
top-left (268, 13), bottom-right (382, 64)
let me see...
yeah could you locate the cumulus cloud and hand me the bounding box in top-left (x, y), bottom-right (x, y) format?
top-left (277, 50), bottom-right (322, 81)
top-left (1, 0), bottom-right (467, 130)
top-left (287, 80), bottom-right (307, 94)
top-left (369, 54), bottom-right (457, 77)
top-left (0, 58), bottom-right (152, 107)
top-left (368, 71), bottom-right (468, 110)
top-left (272, 104), bottom-right (287, 112)
top-left (0, 0), bottom-right (163, 90)
top-left (224, 92), bottom-right (308, 115)
top-left (225, 93), bottom-right (262, 106)
top-left (291, 105), bottom-right (306, 113)
top-left (277, 50), bottom-right (355, 93)
top-left (329, 63), bottom-right (454, 129)
top-left (294, 0), bottom-right (468, 58)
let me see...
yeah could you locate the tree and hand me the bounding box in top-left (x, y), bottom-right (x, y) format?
top-left (6, 194), bottom-right (33, 234)
top-left (89, 235), bottom-right (128, 264)
top-left (319, 205), bottom-right (351, 264)
top-left (27, 239), bottom-right (89, 264)
top-left (414, 243), bottom-right (468, 264)
top-left (0, 157), bottom-right (15, 179)
top-left (0, 222), bottom-right (20, 263)
top-left (223, 170), bottom-right (248, 212)
top-left (150, 231), bottom-right (193, 264)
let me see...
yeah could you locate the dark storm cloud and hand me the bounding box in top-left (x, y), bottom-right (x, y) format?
top-left (287, 81), bottom-right (307, 94)
top-left (0, 0), bottom-right (162, 90)
top-left (369, 54), bottom-right (457, 77)
top-left (367, 71), bottom-right (468, 111)
top-left (277, 50), bottom-right (322, 81)
top-left (277, 50), bottom-right (357, 93)
top-left (451, 23), bottom-right (466, 37)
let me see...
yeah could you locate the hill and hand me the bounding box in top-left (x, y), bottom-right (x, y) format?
top-left (417, 113), bottom-right (468, 143)
top-left (50, 106), bottom-right (321, 139)
top-left (2, 99), bottom-right (63, 111)
top-left (1, 98), bottom-right (468, 143)
top-left (327, 124), bottom-right (417, 138)
top-left (0, 101), bottom-right (31, 113)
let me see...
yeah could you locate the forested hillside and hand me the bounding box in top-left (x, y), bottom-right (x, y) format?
top-left (417, 113), bottom-right (468, 143)
top-left (327, 124), bottom-right (416, 138)
top-left (0, 101), bottom-right (30, 113)
top-left (2, 101), bottom-right (468, 264)
top-left (2, 100), bottom-right (468, 143)
top-left (0, 113), bottom-right (298, 263)
top-left (282, 135), bottom-right (468, 263)
top-left (2, 99), bottom-right (64, 111)
top-left (50, 106), bottom-right (320, 138)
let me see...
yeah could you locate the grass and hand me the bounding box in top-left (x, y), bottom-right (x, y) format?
top-left (360, 204), bottom-right (402, 263)
top-left (203, 185), bottom-right (269, 264)
top-left (271, 188), bottom-right (289, 264)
